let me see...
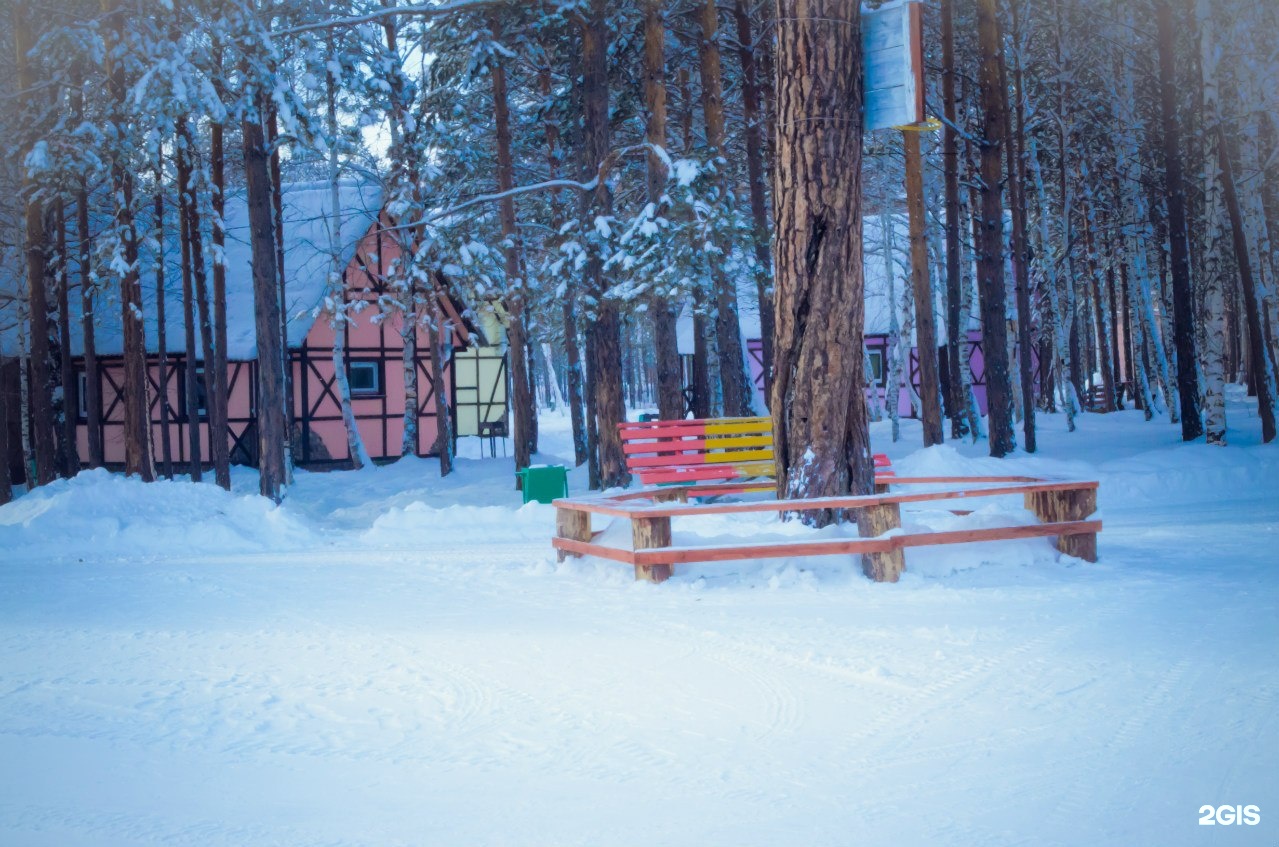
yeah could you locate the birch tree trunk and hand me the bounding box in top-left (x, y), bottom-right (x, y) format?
top-left (771, 0), bottom-right (875, 522)
top-left (1155, 0), bottom-right (1204, 440)
top-left (152, 181), bottom-right (172, 479)
top-left (1196, 0), bottom-right (1228, 444)
top-left (210, 57), bottom-right (231, 490)
top-left (324, 58), bottom-right (369, 470)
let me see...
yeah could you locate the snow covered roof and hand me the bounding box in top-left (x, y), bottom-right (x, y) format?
top-left (0, 180), bottom-right (383, 359)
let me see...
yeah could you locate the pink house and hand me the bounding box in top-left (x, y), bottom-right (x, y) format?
top-left (2, 181), bottom-right (507, 477)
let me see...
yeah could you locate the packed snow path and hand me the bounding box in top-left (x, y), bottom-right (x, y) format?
top-left (2, 398), bottom-right (1277, 846)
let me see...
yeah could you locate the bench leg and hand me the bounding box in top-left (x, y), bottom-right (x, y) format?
top-left (632, 515), bottom-right (673, 583)
top-left (858, 502), bottom-right (905, 583)
top-left (1025, 489), bottom-right (1098, 562)
top-left (556, 508), bottom-right (591, 562)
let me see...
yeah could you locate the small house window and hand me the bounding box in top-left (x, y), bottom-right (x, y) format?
top-left (867, 349), bottom-right (886, 387)
top-left (194, 368), bottom-right (209, 418)
top-left (77, 372), bottom-right (88, 419)
top-left (348, 360), bottom-right (382, 397)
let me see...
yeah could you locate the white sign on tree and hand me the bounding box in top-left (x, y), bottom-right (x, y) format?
top-left (863, 1), bottom-right (925, 131)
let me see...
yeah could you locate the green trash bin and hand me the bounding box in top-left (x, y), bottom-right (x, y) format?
top-left (517, 464), bottom-right (569, 504)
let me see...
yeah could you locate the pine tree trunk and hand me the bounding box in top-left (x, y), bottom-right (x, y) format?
top-left (581, 0), bottom-right (628, 488)
top-left (490, 16), bottom-right (535, 476)
top-left (771, 0), bottom-right (874, 523)
top-left (243, 111), bottom-right (287, 502)
top-left (0, 352), bottom-right (10, 504)
top-left (536, 58), bottom-right (588, 464)
top-left (178, 148), bottom-right (203, 480)
top-left (153, 181), bottom-right (173, 479)
top-left (1005, 0), bottom-right (1036, 451)
top-left (904, 132), bottom-right (943, 446)
top-left (15, 6), bottom-right (57, 486)
top-left (642, 0), bottom-right (685, 422)
top-left (734, 0), bottom-right (775, 404)
top-left (1155, 0), bottom-right (1205, 440)
top-left (267, 110), bottom-right (293, 482)
top-left (975, 0), bottom-right (1016, 457)
top-left (78, 183), bottom-right (103, 468)
top-left (696, 0), bottom-right (753, 417)
top-left (427, 283), bottom-right (453, 476)
top-left (941, 0), bottom-right (968, 440)
top-left (55, 203), bottom-right (78, 476)
top-left (103, 0), bottom-right (153, 481)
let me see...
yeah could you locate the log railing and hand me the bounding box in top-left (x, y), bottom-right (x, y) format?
top-left (552, 476), bottom-right (1100, 584)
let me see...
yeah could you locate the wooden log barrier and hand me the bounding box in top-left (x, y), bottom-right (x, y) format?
top-left (858, 502), bottom-right (905, 582)
top-left (632, 515), bottom-right (674, 583)
top-left (1024, 487), bottom-right (1098, 562)
top-left (556, 507), bottom-right (592, 562)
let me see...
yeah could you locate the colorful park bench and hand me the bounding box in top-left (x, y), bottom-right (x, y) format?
top-left (618, 416), bottom-right (893, 488)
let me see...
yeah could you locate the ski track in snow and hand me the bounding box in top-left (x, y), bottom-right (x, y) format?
top-left (2, 396), bottom-right (1279, 846)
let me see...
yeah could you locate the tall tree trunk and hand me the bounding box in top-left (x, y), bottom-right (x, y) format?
top-left (55, 203), bottom-right (78, 476)
top-left (78, 183), bottom-right (103, 468)
top-left (904, 132), bottom-right (943, 446)
top-left (243, 110), bottom-right (287, 502)
top-left (734, 0), bottom-right (775, 404)
top-left (643, 0), bottom-right (685, 421)
top-left (580, 0), bottom-right (628, 488)
top-left (103, 0), bottom-right (153, 481)
top-left (1155, 0), bottom-right (1204, 440)
top-left (696, 0), bottom-right (753, 416)
top-left (1218, 125), bottom-right (1277, 442)
top-left (490, 13), bottom-right (535, 476)
top-left (427, 280), bottom-right (453, 476)
top-left (771, 0), bottom-right (874, 524)
top-left (0, 352), bottom-right (10, 504)
top-left (537, 58), bottom-right (588, 463)
top-left (975, 0), bottom-right (1016, 457)
top-left (153, 178), bottom-right (173, 478)
top-left (179, 121), bottom-right (218, 476)
top-left (178, 149), bottom-right (202, 480)
top-left (1005, 0), bottom-right (1035, 451)
top-left (15, 5), bottom-right (57, 486)
top-left (940, 0), bottom-right (967, 440)
top-left (324, 53), bottom-right (369, 469)
top-left (267, 109), bottom-right (293, 482)
top-left (209, 45), bottom-right (231, 489)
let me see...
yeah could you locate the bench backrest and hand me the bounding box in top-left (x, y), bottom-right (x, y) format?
top-left (618, 416), bottom-right (774, 484)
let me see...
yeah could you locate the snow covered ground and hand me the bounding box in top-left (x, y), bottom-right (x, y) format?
top-left (2, 389), bottom-right (1277, 846)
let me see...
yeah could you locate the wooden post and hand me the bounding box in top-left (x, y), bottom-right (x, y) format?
top-left (1025, 487), bottom-right (1098, 561)
top-left (632, 515), bottom-right (673, 583)
top-left (556, 507), bottom-right (591, 562)
top-left (858, 502), bottom-right (904, 582)
top-left (651, 487), bottom-right (689, 504)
